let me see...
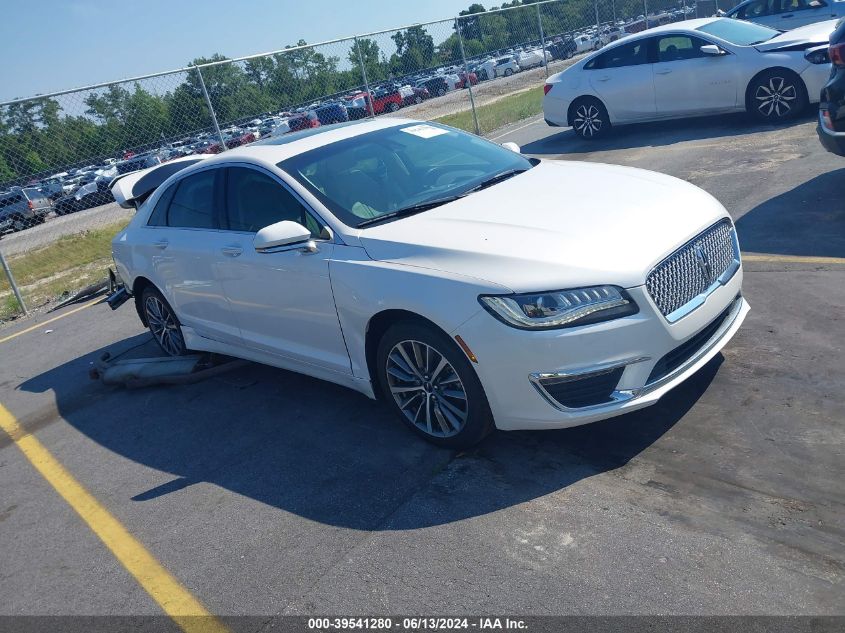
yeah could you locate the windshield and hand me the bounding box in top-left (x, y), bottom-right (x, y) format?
top-left (278, 123), bottom-right (535, 228)
top-left (696, 19), bottom-right (779, 45)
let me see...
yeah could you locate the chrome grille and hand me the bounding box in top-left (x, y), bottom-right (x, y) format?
top-left (646, 220), bottom-right (738, 319)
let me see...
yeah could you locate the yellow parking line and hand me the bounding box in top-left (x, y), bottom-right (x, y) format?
top-left (0, 297), bottom-right (103, 345)
top-left (743, 253), bottom-right (845, 265)
top-left (0, 403), bottom-right (230, 633)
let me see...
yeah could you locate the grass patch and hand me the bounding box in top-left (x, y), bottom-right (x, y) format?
top-left (0, 220), bottom-right (128, 319)
top-left (436, 86), bottom-right (544, 136)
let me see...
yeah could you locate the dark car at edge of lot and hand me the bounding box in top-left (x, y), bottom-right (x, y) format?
top-left (818, 18), bottom-right (845, 156)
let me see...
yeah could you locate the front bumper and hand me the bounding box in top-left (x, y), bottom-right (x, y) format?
top-left (453, 267), bottom-right (746, 431)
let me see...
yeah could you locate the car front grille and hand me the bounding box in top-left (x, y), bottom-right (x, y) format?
top-left (645, 220), bottom-right (738, 319)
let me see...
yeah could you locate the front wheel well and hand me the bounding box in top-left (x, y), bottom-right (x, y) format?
top-left (364, 310), bottom-right (453, 399)
top-left (744, 67), bottom-right (807, 111)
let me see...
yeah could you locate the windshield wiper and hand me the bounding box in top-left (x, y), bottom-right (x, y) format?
top-left (356, 194), bottom-right (466, 228)
top-left (464, 168), bottom-right (528, 194)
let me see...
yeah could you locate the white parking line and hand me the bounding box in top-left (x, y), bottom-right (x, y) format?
top-left (490, 117), bottom-right (547, 141)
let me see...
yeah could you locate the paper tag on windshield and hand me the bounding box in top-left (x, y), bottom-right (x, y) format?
top-left (400, 124), bottom-right (448, 139)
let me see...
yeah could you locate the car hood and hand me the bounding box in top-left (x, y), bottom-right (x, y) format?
top-left (357, 160), bottom-right (730, 293)
top-left (754, 19), bottom-right (838, 51)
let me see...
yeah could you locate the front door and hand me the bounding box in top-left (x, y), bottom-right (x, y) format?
top-left (216, 166), bottom-right (351, 375)
top-left (653, 35), bottom-right (738, 116)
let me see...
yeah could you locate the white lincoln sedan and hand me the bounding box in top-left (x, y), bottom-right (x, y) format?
top-left (110, 119), bottom-right (748, 447)
top-left (543, 17), bottom-right (836, 138)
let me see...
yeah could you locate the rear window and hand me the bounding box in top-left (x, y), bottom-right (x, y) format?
top-left (696, 19), bottom-right (779, 45)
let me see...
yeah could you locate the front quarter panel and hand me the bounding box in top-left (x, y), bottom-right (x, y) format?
top-left (328, 244), bottom-right (511, 381)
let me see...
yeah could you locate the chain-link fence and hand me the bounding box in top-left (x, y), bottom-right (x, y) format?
top-left (0, 0), bottom-right (717, 322)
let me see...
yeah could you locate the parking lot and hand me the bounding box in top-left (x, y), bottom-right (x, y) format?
top-left (1, 111), bottom-right (843, 622)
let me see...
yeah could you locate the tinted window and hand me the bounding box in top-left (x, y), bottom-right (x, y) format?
top-left (167, 170), bottom-right (217, 229)
top-left (147, 183), bottom-right (177, 226)
top-left (657, 36), bottom-right (713, 62)
top-left (225, 167), bottom-right (319, 236)
top-left (589, 39), bottom-right (650, 69)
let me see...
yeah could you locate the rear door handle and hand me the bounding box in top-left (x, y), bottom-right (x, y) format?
top-left (153, 239), bottom-right (169, 249)
top-left (221, 246), bottom-right (243, 257)
top-left (656, 69), bottom-right (672, 75)
top-left (782, 13), bottom-right (793, 17)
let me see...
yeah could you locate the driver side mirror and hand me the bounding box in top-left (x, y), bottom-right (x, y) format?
top-left (254, 220), bottom-right (312, 252)
top-left (501, 141), bottom-right (521, 153)
top-left (808, 0), bottom-right (826, 7)
top-left (701, 44), bottom-right (726, 56)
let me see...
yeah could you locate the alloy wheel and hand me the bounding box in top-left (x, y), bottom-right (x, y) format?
top-left (386, 339), bottom-right (468, 438)
top-left (144, 295), bottom-right (185, 356)
top-left (755, 76), bottom-right (797, 118)
top-left (573, 104), bottom-right (603, 137)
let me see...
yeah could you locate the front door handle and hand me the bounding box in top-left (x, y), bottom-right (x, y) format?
top-left (596, 76), bottom-right (611, 82)
top-left (221, 246), bottom-right (243, 257)
top-left (153, 239), bottom-right (169, 249)
top-left (782, 13), bottom-right (793, 17)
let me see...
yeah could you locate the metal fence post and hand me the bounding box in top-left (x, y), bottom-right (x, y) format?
top-left (644, 0), bottom-right (649, 21)
top-left (594, 0), bottom-right (601, 31)
top-left (0, 250), bottom-right (28, 317)
top-left (455, 17), bottom-right (481, 136)
top-left (537, 3), bottom-right (549, 79)
top-left (354, 37), bottom-right (376, 118)
top-left (682, 0), bottom-right (688, 20)
top-left (194, 65), bottom-right (227, 150)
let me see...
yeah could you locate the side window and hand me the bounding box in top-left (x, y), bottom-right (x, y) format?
top-left (147, 183), bottom-right (177, 227)
top-left (225, 167), bottom-right (320, 236)
top-left (657, 36), bottom-right (712, 62)
top-left (167, 170), bottom-right (217, 229)
top-left (745, 0), bottom-right (772, 16)
top-left (591, 39), bottom-right (650, 69)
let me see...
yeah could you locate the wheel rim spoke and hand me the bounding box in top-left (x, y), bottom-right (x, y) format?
top-left (386, 339), bottom-right (468, 438)
top-left (145, 296), bottom-right (184, 355)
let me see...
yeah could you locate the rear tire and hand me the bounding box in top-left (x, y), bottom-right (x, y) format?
top-left (376, 321), bottom-right (494, 449)
top-left (746, 69), bottom-right (807, 122)
top-left (141, 286), bottom-right (187, 357)
top-left (388, 101), bottom-right (400, 112)
top-left (504, 68), bottom-right (514, 77)
top-left (569, 97), bottom-right (610, 139)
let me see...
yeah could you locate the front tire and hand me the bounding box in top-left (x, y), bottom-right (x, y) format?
top-left (747, 69), bottom-right (807, 122)
top-left (141, 286), bottom-right (187, 356)
top-left (570, 97), bottom-right (610, 139)
top-left (504, 68), bottom-right (513, 77)
top-left (377, 321), bottom-right (493, 448)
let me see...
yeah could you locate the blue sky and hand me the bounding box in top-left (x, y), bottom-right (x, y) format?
top-left (0, 0), bottom-right (475, 102)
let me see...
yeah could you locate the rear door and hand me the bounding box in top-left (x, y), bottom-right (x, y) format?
top-left (216, 165), bottom-right (351, 374)
top-left (653, 35), bottom-right (739, 116)
top-left (587, 38), bottom-right (657, 122)
top-left (733, 0), bottom-right (782, 27)
top-left (142, 167), bottom-right (241, 345)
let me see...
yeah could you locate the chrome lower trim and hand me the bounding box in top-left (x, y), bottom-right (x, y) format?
top-left (529, 296), bottom-right (745, 414)
top-left (642, 295), bottom-right (744, 395)
top-left (529, 356), bottom-right (650, 412)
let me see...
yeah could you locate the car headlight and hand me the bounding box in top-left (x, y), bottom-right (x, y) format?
top-left (479, 285), bottom-right (638, 330)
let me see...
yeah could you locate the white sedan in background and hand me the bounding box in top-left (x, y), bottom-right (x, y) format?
top-left (110, 119), bottom-right (747, 447)
top-left (543, 17), bottom-right (836, 138)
